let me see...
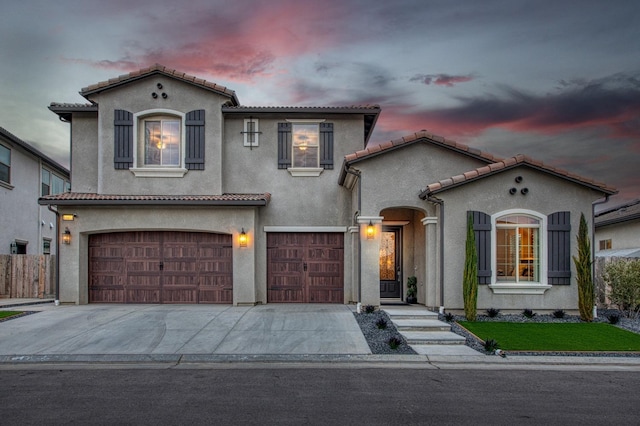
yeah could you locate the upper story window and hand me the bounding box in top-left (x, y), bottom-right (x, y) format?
top-left (278, 120), bottom-right (334, 176)
top-left (41, 168), bottom-right (70, 196)
top-left (0, 144), bottom-right (10, 184)
top-left (599, 239), bottom-right (612, 250)
top-left (243, 118), bottom-right (260, 147)
top-left (142, 116), bottom-right (181, 166)
top-left (114, 109), bottom-right (205, 177)
top-left (495, 214), bottom-right (541, 283)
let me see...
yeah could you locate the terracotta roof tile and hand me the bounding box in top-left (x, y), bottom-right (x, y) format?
top-left (420, 155), bottom-right (617, 197)
top-left (39, 192), bottom-right (271, 206)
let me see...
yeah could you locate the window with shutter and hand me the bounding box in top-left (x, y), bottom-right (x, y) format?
top-left (185, 109), bottom-right (205, 170)
top-left (278, 121), bottom-right (333, 176)
top-left (547, 211), bottom-right (571, 285)
top-left (470, 211), bottom-right (492, 284)
top-left (114, 109), bottom-right (133, 169)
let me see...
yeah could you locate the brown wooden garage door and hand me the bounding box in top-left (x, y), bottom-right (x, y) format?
top-left (89, 231), bottom-right (232, 304)
top-left (267, 232), bottom-right (344, 303)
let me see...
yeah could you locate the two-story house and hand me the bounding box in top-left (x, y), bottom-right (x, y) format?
top-left (1, 127), bottom-right (70, 255)
top-left (41, 64), bottom-right (616, 313)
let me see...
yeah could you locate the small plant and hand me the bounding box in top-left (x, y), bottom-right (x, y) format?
top-left (522, 309), bottom-right (536, 318)
top-left (375, 318), bottom-right (388, 329)
top-left (607, 313), bottom-right (621, 324)
top-left (483, 339), bottom-right (500, 353)
top-left (363, 305), bottom-right (376, 314)
top-left (486, 308), bottom-right (500, 318)
top-left (444, 312), bottom-right (455, 322)
top-left (388, 336), bottom-right (402, 350)
top-left (552, 309), bottom-right (566, 319)
top-left (406, 276), bottom-right (417, 303)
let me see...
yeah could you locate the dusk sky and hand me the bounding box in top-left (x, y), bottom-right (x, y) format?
top-left (1, 0), bottom-right (638, 206)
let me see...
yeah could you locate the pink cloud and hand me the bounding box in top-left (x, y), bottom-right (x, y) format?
top-left (410, 73), bottom-right (474, 87)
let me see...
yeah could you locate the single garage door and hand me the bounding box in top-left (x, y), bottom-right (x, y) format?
top-left (89, 231), bottom-right (232, 303)
top-left (267, 232), bottom-right (344, 303)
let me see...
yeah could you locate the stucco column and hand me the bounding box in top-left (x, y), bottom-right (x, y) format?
top-left (357, 215), bottom-right (383, 306)
top-left (422, 216), bottom-right (438, 309)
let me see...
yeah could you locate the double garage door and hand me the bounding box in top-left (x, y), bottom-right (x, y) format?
top-left (89, 231), bottom-right (232, 304)
top-left (267, 232), bottom-right (344, 303)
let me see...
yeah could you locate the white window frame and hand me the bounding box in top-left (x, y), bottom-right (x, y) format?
top-left (0, 143), bottom-right (11, 187)
top-left (489, 209), bottom-right (551, 294)
top-left (243, 118), bottom-right (259, 147)
top-left (286, 118), bottom-right (325, 177)
top-left (131, 109), bottom-right (187, 178)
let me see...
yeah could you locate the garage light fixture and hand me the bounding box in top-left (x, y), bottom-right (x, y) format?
top-left (62, 228), bottom-right (71, 245)
top-left (62, 214), bottom-right (76, 221)
top-left (366, 221), bottom-right (375, 240)
top-left (239, 228), bottom-right (248, 248)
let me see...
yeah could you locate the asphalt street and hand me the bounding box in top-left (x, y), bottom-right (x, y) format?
top-left (1, 367), bottom-right (638, 425)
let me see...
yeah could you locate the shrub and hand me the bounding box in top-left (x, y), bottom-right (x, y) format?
top-left (486, 308), bottom-right (500, 318)
top-left (388, 337), bottom-right (402, 350)
top-left (375, 318), bottom-right (388, 329)
top-left (444, 312), bottom-right (455, 322)
top-left (607, 313), bottom-right (621, 324)
top-left (603, 259), bottom-right (640, 319)
top-left (483, 339), bottom-right (500, 353)
top-left (573, 213), bottom-right (594, 321)
top-left (463, 213), bottom-right (478, 321)
top-left (363, 305), bottom-right (376, 314)
top-left (406, 276), bottom-right (417, 299)
top-left (552, 309), bottom-right (566, 319)
top-left (522, 309), bottom-right (536, 318)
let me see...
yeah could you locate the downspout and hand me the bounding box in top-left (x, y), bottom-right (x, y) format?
top-left (47, 204), bottom-right (60, 306)
top-left (591, 194), bottom-right (610, 319)
top-left (426, 194), bottom-right (445, 313)
top-left (344, 164), bottom-right (362, 307)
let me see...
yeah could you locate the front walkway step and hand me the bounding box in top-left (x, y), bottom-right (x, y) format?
top-left (382, 307), bottom-right (438, 319)
top-left (402, 331), bottom-right (467, 345)
top-left (392, 319), bottom-right (452, 332)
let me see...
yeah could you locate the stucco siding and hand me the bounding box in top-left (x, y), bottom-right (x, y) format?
top-left (70, 113), bottom-right (98, 193)
top-left (596, 220), bottom-right (640, 252)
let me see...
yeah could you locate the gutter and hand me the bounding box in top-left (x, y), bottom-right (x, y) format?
top-left (47, 205), bottom-right (61, 306)
top-left (344, 164), bottom-right (362, 306)
top-left (425, 193), bottom-right (445, 313)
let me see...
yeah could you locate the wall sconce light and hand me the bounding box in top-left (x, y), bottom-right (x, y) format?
top-left (62, 228), bottom-right (71, 245)
top-left (62, 214), bottom-right (76, 221)
top-left (366, 221), bottom-right (375, 240)
top-left (239, 228), bottom-right (248, 248)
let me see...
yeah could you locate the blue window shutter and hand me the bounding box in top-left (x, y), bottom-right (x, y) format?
top-left (278, 122), bottom-right (292, 169)
top-left (114, 110), bottom-right (133, 169)
top-left (319, 122), bottom-right (334, 170)
top-left (471, 211), bottom-right (492, 284)
top-left (548, 211), bottom-right (571, 285)
top-left (185, 110), bottom-right (205, 170)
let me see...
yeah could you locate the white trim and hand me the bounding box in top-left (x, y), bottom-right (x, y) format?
top-left (264, 226), bottom-right (348, 233)
top-left (243, 118), bottom-right (259, 147)
top-left (488, 283), bottom-right (552, 295)
top-left (348, 226), bottom-right (359, 234)
top-left (422, 217), bottom-right (438, 226)
top-left (285, 118), bottom-right (326, 123)
top-left (132, 109), bottom-right (186, 170)
top-left (129, 167), bottom-right (188, 178)
top-left (491, 209), bottom-right (548, 286)
top-left (357, 216), bottom-right (384, 224)
top-left (383, 221), bottom-right (410, 226)
top-left (287, 167), bottom-right (323, 177)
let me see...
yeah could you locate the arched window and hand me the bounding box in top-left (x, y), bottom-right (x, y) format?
top-left (495, 213), bottom-right (541, 283)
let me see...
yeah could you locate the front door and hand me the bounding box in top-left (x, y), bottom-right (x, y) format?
top-left (379, 226), bottom-right (401, 298)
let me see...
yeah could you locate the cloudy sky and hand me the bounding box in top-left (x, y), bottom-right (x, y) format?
top-left (1, 0), bottom-right (638, 205)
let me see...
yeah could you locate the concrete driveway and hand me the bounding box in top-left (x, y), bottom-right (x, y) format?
top-left (0, 304), bottom-right (371, 356)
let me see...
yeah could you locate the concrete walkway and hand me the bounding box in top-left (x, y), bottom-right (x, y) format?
top-left (1, 300), bottom-right (640, 370)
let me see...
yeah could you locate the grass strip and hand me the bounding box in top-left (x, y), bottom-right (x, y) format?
top-left (0, 311), bottom-right (23, 320)
top-left (458, 321), bottom-right (640, 352)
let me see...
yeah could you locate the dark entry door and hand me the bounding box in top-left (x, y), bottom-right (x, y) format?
top-left (379, 226), bottom-right (401, 298)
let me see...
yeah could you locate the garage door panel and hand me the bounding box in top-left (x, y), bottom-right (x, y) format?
top-left (89, 231), bottom-right (232, 304)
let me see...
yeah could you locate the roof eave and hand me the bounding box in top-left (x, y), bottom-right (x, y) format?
top-left (38, 198), bottom-right (269, 207)
top-left (595, 212), bottom-right (640, 228)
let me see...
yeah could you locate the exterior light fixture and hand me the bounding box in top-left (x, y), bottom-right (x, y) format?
top-left (366, 221), bottom-right (375, 240)
top-left (239, 228), bottom-right (248, 248)
top-left (62, 214), bottom-right (75, 221)
top-left (62, 228), bottom-right (71, 245)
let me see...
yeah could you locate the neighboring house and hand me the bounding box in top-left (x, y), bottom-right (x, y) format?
top-left (595, 199), bottom-right (640, 258)
top-left (40, 64), bottom-right (617, 312)
top-left (1, 127), bottom-right (70, 255)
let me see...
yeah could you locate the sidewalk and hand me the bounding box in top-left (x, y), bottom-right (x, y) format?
top-left (1, 300), bottom-right (640, 370)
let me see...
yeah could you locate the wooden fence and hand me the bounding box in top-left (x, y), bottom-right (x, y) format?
top-left (0, 255), bottom-right (56, 299)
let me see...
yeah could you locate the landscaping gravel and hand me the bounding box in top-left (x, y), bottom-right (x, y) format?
top-left (441, 309), bottom-right (640, 357)
top-left (353, 310), bottom-right (417, 355)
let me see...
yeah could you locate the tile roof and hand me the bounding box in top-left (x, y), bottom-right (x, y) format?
top-left (79, 64), bottom-right (240, 105)
top-left (39, 192), bottom-right (271, 206)
top-left (0, 127), bottom-right (69, 176)
top-left (343, 130), bottom-right (500, 165)
top-left (595, 199), bottom-right (640, 227)
top-left (420, 154), bottom-right (617, 198)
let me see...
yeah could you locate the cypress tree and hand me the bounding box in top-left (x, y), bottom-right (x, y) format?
top-left (463, 213), bottom-right (478, 321)
top-left (573, 213), bottom-right (594, 321)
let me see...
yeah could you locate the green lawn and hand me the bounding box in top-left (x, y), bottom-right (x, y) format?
top-left (0, 311), bottom-right (22, 320)
top-left (458, 321), bottom-right (640, 352)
